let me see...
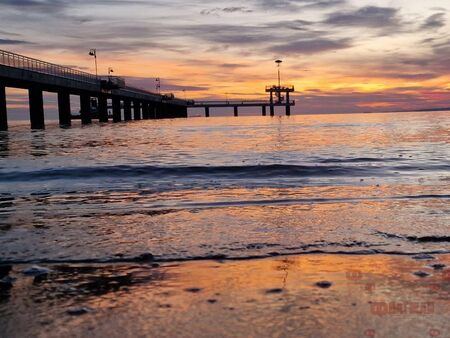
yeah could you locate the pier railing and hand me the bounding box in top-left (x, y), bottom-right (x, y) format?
top-left (0, 49), bottom-right (99, 85)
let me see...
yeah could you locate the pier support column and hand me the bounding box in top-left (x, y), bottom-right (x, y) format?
top-left (286, 92), bottom-right (291, 116)
top-left (270, 92), bottom-right (275, 116)
top-left (124, 100), bottom-right (132, 121)
top-left (205, 107), bottom-right (210, 117)
top-left (155, 103), bottom-right (161, 119)
top-left (57, 91), bottom-right (71, 127)
top-left (149, 103), bottom-right (156, 119)
top-left (262, 106), bottom-right (266, 116)
top-left (29, 87), bottom-right (45, 129)
top-left (80, 94), bottom-right (92, 125)
top-left (0, 85), bottom-right (7, 131)
top-left (142, 102), bottom-right (149, 120)
top-left (98, 95), bottom-right (108, 122)
top-left (133, 101), bottom-right (141, 120)
top-left (112, 97), bottom-right (122, 122)
top-left (234, 106), bottom-right (238, 117)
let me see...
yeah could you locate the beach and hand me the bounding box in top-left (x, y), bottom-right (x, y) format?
top-left (0, 113), bottom-right (449, 337)
top-left (1, 254), bottom-right (449, 338)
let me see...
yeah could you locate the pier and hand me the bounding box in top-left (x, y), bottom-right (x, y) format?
top-left (190, 96), bottom-right (295, 117)
top-left (0, 49), bottom-right (188, 130)
top-left (0, 50), bottom-right (298, 130)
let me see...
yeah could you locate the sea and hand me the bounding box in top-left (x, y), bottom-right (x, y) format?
top-left (0, 112), bottom-right (449, 264)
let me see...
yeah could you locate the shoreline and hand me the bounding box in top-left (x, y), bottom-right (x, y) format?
top-left (1, 253), bottom-right (449, 338)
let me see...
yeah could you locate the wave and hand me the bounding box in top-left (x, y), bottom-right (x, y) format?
top-left (2, 248), bottom-right (450, 265)
top-left (1, 163), bottom-right (448, 182)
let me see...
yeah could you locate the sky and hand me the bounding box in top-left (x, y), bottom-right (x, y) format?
top-left (1, 0), bottom-right (450, 115)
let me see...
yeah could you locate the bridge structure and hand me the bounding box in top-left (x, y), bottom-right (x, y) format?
top-left (0, 49), bottom-right (188, 130)
top-left (189, 85), bottom-right (295, 117)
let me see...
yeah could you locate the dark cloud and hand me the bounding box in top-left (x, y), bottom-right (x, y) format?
top-left (0, 38), bottom-right (30, 45)
top-left (421, 13), bottom-right (446, 30)
top-left (268, 38), bottom-right (351, 55)
top-left (324, 6), bottom-right (400, 28)
top-left (0, 0), bottom-right (67, 13)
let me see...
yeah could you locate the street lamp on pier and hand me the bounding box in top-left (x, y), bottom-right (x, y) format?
top-left (275, 59), bottom-right (282, 88)
top-left (89, 49), bottom-right (98, 79)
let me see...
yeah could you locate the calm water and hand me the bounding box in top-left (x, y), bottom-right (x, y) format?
top-left (0, 112), bottom-right (449, 263)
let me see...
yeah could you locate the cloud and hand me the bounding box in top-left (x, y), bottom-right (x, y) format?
top-left (201, 7), bottom-right (253, 16)
top-left (268, 38), bottom-right (351, 55)
top-left (125, 76), bottom-right (209, 93)
top-left (0, 0), bottom-right (67, 13)
top-left (324, 6), bottom-right (400, 28)
top-left (0, 38), bottom-right (30, 45)
top-left (421, 13), bottom-right (446, 30)
top-left (255, 0), bottom-right (345, 11)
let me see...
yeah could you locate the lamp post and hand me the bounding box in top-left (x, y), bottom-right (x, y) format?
top-left (89, 49), bottom-right (98, 79)
top-left (155, 78), bottom-right (161, 94)
top-left (275, 59), bottom-right (282, 88)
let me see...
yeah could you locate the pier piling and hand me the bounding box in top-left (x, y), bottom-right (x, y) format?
top-left (205, 107), bottom-right (210, 117)
top-left (262, 106), bottom-right (266, 116)
top-left (234, 106), bottom-right (238, 117)
top-left (133, 101), bottom-right (141, 120)
top-left (57, 91), bottom-right (71, 127)
top-left (112, 97), bottom-right (121, 122)
top-left (124, 100), bottom-right (132, 121)
top-left (29, 87), bottom-right (45, 129)
top-left (0, 85), bottom-right (7, 131)
top-left (80, 94), bottom-right (92, 125)
top-left (98, 95), bottom-right (108, 122)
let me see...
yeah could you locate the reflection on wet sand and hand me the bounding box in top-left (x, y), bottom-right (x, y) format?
top-left (1, 254), bottom-right (449, 338)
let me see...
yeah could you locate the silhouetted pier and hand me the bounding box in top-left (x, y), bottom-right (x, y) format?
top-left (190, 85), bottom-right (295, 117)
top-left (0, 49), bottom-right (188, 130)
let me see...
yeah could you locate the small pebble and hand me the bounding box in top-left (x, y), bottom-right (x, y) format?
top-left (265, 288), bottom-right (283, 294)
top-left (66, 307), bottom-right (93, 316)
top-left (207, 299), bottom-right (217, 304)
top-left (316, 281), bottom-right (333, 289)
top-left (184, 287), bottom-right (202, 293)
top-left (0, 276), bottom-right (14, 290)
top-left (134, 253), bottom-right (154, 262)
top-left (412, 254), bottom-right (435, 261)
top-left (414, 271), bottom-right (430, 278)
top-left (22, 265), bottom-right (51, 277)
top-left (0, 265), bottom-right (12, 278)
top-left (431, 264), bottom-right (446, 270)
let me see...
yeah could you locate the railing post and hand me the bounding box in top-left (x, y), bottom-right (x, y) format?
top-left (80, 93), bottom-right (92, 125)
top-left (0, 84), bottom-right (7, 131)
top-left (57, 91), bottom-right (71, 127)
top-left (112, 97), bottom-right (122, 122)
top-left (29, 86), bottom-right (45, 130)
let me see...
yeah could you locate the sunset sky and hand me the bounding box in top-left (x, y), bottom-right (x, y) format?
top-left (1, 0), bottom-right (450, 115)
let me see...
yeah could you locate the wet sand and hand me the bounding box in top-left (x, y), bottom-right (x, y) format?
top-left (1, 254), bottom-right (449, 338)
